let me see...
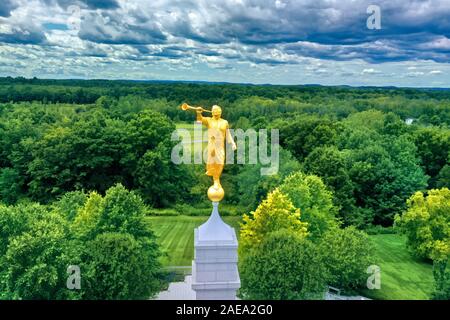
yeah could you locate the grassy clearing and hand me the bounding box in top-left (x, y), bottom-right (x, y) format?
top-left (144, 215), bottom-right (242, 266)
top-left (146, 203), bottom-right (247, 217)
top-left (146, 216), bottom-right (435, 300)
top-left (360, 234), bottom-right (434, 300)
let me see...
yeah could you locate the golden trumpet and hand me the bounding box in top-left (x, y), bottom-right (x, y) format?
top-left (180, 103), bottom-right (212, 113)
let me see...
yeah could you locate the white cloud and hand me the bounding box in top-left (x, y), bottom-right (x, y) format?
top-left (406, 71), bottom-right (425, 77)
top-left (0, 0), bottom-right (449, 86)
top-left (275, 0), bottom-right (287, 10)
top-left (361, 68), bottom-right (380, 75)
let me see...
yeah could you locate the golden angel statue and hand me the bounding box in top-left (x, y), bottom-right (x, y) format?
top-left (181, 103), bottom-right (237, 202)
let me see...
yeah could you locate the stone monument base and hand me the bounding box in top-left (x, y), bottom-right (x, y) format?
top-left (191, 202), bottom-right (240, 300)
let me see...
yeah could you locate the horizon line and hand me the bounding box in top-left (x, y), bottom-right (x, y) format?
top-left (1, 76), bottom-right (450, 90)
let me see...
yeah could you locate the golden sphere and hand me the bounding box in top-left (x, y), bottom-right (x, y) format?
top-left (208, 185), bottom-right (224, 202)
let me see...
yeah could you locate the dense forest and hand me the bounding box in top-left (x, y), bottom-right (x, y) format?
top-left (1, 77), bottom-right (449, 226)
top-left (0, 78), bottom-right (449, 299)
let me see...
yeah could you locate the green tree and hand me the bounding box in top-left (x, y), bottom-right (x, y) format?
top-left (240, 188), bottom-right (308, 252)
top-left (344, 110), bottom-right (405, 136)
top-left (395, 188), bottom-right (450, 299)
top-left (53, 190), bottom-right (88, 221)
top-left (72, 184), bottom-right (157, 241)
top-left (436, 163), bottom-right (450, 189)
top-left (1, 205), bottom-right (76, 299)
top-left (413, 128), bottom-right (450, 188)
top-left (73, 184), bottom-right (163, 299)
top-left (239, 230), bottom-right (327, 300)
top-left (236, 147), bottom-right (301, 210)
top-left (81, 232), bottom-right (162, 300)
top-left (279, 114), bottom-right (341, 161)
top-left (394, 188), bottom-right (450, 261)
top-left (135, 142), bottom-right (194, 207)
top-left (95, 95), bottom-right (116, 109)
top-left (279, 171), bottom-right (339, 239)
top-left (96, 184), bottom-right (153, 238)
top-left (72, 191), bottom-right (104, 240)
top-left (0, 168), bottom-right (22, 204)
top-left (0, 184), bottom-right (163, 300)
top-left (351, 136), bottom-right (428, 225)
top-left (27, 113), bottom-right (125, 201)
top-left (303, 146), bottom-right (356, 226)
top-left (336, 112), bottom-right (429, 226)
top-left (318, 227), bottom-right (374, 291)
top-left (24, 108), bottom-right (193, 206)
top-left (431, 259), bottom-right (450, 300)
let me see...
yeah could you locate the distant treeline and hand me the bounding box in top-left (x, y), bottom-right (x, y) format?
top-left (2, 76), bottom-right (450, 104)
top-left (1, 77), bottom-right (449, 126)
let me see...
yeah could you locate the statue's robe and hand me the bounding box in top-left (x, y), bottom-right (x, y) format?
top-left (198, 117), bottom-right (228, 177)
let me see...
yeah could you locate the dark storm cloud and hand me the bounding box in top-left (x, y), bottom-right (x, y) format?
top-left (65, 42), bottom-right (109, 57)
top-left (164, 16), bottom-right (229, 45)
top-left (221, 0), bottom-right (449, 46)
top-left (0, 25), bottom-right (47, 44)
top-left (193, 48), bottom-right (221, 57)
top-left (150, 47), bottom-right (189, 59)
top-left (247, 56), bottom-right (294, 66)
top-left (0, 0), bottom-right (18, 17)
top-left (42, 0), bottom-right (119, 10)
top-left (2, 0), bottom-right (450, 64)
top-left (130, 0), bottom-right (450, 63)
top-left (78, 11), bottom-right (166, 45)
top-left (82, 0), bottom-right (120, 10)
top-left (283, 31), bottom-right (450, 64)
top-left (189, 0), bottom-right (450, 63)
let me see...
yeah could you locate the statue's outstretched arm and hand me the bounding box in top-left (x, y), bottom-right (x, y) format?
top-left (196, 109), bottom-right (209, 126)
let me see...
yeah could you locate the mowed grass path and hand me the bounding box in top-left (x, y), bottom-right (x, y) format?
top-left (144, 215), bottom-right (242, 266)
top-left (360, 234), bottom-right (434, 300)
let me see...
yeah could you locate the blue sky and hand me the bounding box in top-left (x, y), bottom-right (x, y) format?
top-left (0, 0), bottom-right (449, 86)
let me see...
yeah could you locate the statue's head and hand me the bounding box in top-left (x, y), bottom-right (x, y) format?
top-left (212, 105), bottom-right (222, 119)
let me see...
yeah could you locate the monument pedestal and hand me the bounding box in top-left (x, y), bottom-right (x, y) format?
top-left (191, 202), bottom-right (240, 300)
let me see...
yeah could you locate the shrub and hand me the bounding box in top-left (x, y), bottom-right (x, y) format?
top-left (319, 227), bottom-right (374, 291)
top-left (96, 184), bottom-right (150, 238)
top-left (81, 232), bottom-right (162, 300)
top-left (0, 184), bottom-right (163, 300)
top-left (54, 190), bottom-right (88, 221)
top-left (73, 184), bottom-right (154, 240)
top-left (1, 207), bottom-right (75, 299)
top-left (239, 230), bottom-right (327, 300)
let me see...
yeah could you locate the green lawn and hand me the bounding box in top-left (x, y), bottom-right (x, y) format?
top-left (360, 234), bottom-right (434, 300)
top-left (175, 122), bottom-right (206, 131)
top-left (144, 215), bottom-right (242, 266)
top-left (146, 216), bottom-right (434, 300)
